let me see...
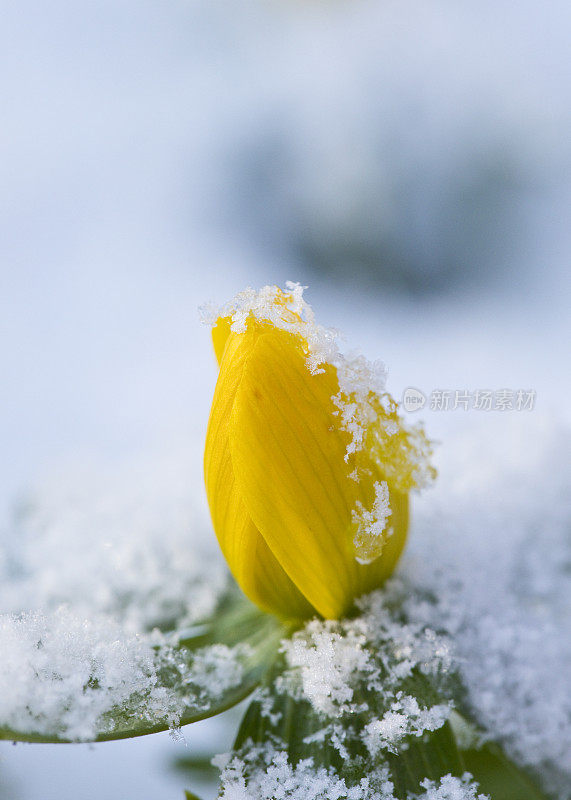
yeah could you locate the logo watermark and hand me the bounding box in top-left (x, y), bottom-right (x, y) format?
top-left (402, 388), bottom-right (536, 412)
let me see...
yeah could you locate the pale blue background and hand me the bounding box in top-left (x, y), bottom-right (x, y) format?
top-left (1, 1), bottom-right (570, 797)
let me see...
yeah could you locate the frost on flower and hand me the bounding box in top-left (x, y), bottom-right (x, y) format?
top-left (278, 618), bottom-right (371, 717)
top-left (188, 644), bottom-right (253, 697)
top-left (212, 575), bottom-right (500, 800)
top-left (352, 480), bottom-right (392, 564)
top-left (212, 575), bottom-right (496, 800)
top-left (202, 281), bottom-right (435, 489)
top-left (204, 281), bottom-right (435, 620)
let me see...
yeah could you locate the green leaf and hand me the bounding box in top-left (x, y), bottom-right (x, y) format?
top-left (447, 712), bottom-right (550, 799)
top-left (234, 660), bottom-right (341, 769)
top-left (227, 642), bottom-right (467, 798)
top-left (226, 667), bottom-right (551, 800)
top-left (173, 754), bottom-right (219, 779)
top-left (216, 598), bottom-right (552, 800)
top-left (0, 588), bottom-right (287, 744)
top-left (385, 723), bottom-right (465, 798)
top-left (461, 742), bottom-right (548, 800)
top-left (184, 791), bottom-right (205, 800)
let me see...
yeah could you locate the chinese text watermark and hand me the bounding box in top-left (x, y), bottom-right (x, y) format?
top-left (402, 388), bottom-right (536, 413)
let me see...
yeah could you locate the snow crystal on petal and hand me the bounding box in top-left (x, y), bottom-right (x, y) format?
top-left (203, 282), bottom-right (435, 488)
top-left (352, 480), bottom-right (392, 564)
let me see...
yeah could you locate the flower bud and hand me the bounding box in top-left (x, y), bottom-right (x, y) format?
top-left (204, 285), bottom-right (434, 620)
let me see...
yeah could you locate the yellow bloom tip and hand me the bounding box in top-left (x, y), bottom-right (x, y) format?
top-left (204, 284), bottom-right (435, 621)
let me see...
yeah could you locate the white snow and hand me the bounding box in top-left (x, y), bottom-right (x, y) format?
top-left (0, 607), bottom-right (178, 742)
top-left (363, 695), bottom-right (451, 757)
top-left (352, 480), bottom-right (392, 564)
top-left (0, 451), bottom-right (227, 633)
top-left (216, 744), bottom-right (489, 800)
top-left (217, 745), bottom-right (399, 800)
top-left (0, 605), bottom-right (250, 741)
top-left (416, 774), bottom-right (489, 800)
top-left (203, 282), bottom-right (436, 488)
top-left (0, 451), bottom-right (246, 742)
top-left (278, 618), bottom-right (371, 717)
top-left (189, 644), bottom-right (253, 698)
top-left (403, 415), bottom-right (571, 798)
top-left (278, 587), bottom-right (452, 756)
top-left (218, 414), bottom-right (571, 799)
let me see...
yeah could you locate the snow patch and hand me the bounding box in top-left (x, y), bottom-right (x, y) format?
top-left (416, 774), bottom-right (489, 800)
top-left (217, 744), bottom-right (398, 800)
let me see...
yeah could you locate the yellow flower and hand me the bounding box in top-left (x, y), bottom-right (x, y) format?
top-left (204, 285), bottom-right (434, 620)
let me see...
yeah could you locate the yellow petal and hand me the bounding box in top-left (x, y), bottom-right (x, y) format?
top-left (229, 327), bottom-right (408, 619)
top-left (212, 316), bottom-right (232, 365)
top-left (204, 324), bottom-right (313, 619)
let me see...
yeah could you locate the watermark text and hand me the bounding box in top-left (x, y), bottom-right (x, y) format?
top-left (402, 388), bottom-right (536, 413)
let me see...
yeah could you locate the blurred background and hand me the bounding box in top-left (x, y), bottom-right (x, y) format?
top-left (0, 0), bottom-right (569, 797)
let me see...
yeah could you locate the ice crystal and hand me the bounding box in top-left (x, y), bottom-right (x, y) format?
top-left (0, 606), bottom-right (250, 741)
top-left (363, 695), bottom-right (450, 757)
top-left (0, 608), bottom-right (180, 741)
top-left (278, 586), bottom-right (452, 754)
top-left (188, 644), bottom-right (253, 698)
top-left (416, 774), bottom-right (489, 800)
top-left (279, 618), bottom-right (371, 716)
top-left (202, 282), bottom-right (435, 487)
top-left (352, 480), bottom-right (392, 564)
top-left (200, 281), bottom-right (342, 377)
top-left (216, 743), bottom-right (489, 800)
top-left (217, 744), bottom-right (398, 800)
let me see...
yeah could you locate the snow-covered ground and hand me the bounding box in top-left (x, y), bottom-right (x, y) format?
top-left (1, 0), bottom-right (570, 798)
